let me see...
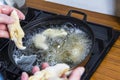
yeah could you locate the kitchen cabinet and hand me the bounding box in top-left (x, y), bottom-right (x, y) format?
top-left (45, 0), bottom-right (120, 17)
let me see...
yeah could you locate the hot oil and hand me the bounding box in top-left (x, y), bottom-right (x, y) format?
top-left (13, 23), bottom-right (92, 71)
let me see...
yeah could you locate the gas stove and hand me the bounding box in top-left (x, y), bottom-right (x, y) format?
top-left (0, 8), bottom-right (119, 80)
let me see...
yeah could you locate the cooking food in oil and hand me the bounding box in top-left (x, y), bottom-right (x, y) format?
top-left (13, 24), bottom-right (92, 71)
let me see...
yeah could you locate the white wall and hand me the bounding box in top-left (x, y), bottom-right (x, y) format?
top-left (46, 0), bottom-right (120, 17)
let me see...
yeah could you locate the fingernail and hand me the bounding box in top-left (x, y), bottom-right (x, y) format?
top-left (22, 72), bottom-right (26, 77)
top-left (77, 67), bottom-right (85, 75)
top-left (23, 16), bottom-right (25, 20)
top-left (21, 16), bottom-right (25, 20)
top-left (41, 62), bottom-right (49, 69)
top-left (1, 7), bottom-right (7, 11)
top-left (32, 66), bottom-right (40, 74)
top-left (22, 72), bottom-right (27, 75)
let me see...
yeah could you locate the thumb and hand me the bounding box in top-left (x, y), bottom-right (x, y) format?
top-left (0, 14), bottom-right (14, 24)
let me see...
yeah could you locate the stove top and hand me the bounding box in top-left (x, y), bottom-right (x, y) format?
top-left (0, 8), bottom-right (119, 80)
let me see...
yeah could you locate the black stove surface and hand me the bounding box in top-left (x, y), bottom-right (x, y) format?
top-left (0, 8), bottom-right (119, 80)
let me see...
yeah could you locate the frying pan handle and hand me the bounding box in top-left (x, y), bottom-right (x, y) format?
top-left (67, 10), bottom-right (87, 21)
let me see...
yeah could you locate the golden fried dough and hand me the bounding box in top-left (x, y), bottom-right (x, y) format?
top-left (8, 10), bottom-right (26, 50)
top-left (28, 63), bottom-right (70, 80)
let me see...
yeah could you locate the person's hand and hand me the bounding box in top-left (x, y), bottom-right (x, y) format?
top-left (21, 63), bottom-right (85, 80)
top-left (0, 5), bottom-right (25, 38)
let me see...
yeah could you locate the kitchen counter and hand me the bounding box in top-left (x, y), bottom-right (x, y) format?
top-left (26, 0), bottom-right (120, 80)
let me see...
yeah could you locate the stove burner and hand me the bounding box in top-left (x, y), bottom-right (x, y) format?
top-left (0, 8), bottom-right (119, 80)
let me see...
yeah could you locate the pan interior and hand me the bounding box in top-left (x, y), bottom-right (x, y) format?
top-left (12, 22), bottom-right (92, 72)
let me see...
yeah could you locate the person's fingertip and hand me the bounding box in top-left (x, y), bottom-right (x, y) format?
top-left (1, 7), bottom-right (8, 12)
top-left (18, 13), bottom-right (25, 20)
top-left (21, 16), bottom-right (25, 20)
top-left (77, 67), bottom-right (85, 75)
top-left (69, 67), bottom-right (85, 80)
top-left (21, 72), bottom-right (28, 80)
top-left (32, 66), bottom-right (40, 74)
top-left (22, 72), bottom-right (27, 76)
top-left (1, 5), bottom-right (25, 20)
top-left (19, 15), bottom-right (25, 20)
top-left (15, 9), bottom-right (25, 20)
top-left (41, 62), bottom-right (49, 69)
top-left (1, 5), bottom-right (12, 15)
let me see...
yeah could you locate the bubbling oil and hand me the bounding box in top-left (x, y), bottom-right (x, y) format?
top-left (13, 23), bottom-right (92, 71)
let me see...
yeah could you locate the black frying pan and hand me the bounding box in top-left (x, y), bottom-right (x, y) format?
top-left (7, 10), bottom-right (95, 71)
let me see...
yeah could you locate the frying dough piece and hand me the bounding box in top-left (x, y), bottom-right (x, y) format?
top-left (33, 34), bottom-right (48, 50)
top-left (28, 63), bottom-right (70, 80)
top-left (7, 10), bottom-right (26, 50)
top-left (42, 28), bottom-right (67, 38)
